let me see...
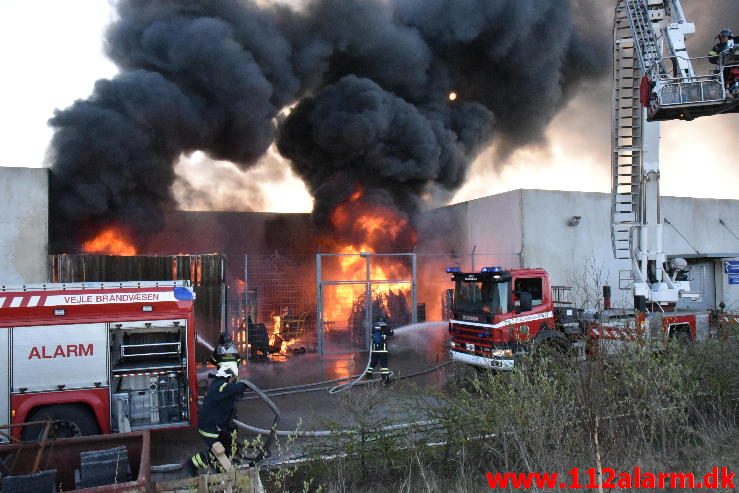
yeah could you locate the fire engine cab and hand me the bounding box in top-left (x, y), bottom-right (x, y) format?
top-left (0, 281), bottom-right (198, 441)
top-left (447, 267), bottom-right (580, 370)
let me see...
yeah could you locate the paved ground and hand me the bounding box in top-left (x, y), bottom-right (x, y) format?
top-left (150, 322), bottom-right (452, 474)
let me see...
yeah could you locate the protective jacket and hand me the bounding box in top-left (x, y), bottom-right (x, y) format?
top-left (709, 38), bottom-right (737, 64)
top-left (371, 323), bottom-right (390, 352)
top-left (198, 377), bottom-right (247, 437)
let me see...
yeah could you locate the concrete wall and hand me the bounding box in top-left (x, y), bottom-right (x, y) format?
top-left (518, 191), bottom-right (739, 310)
top-left (465, 189), bottom-right (523, 269)
top-left (440, 189), bottom-right (739, 311)
top-left (0, 167), bottom-right (48, 284)
top-left (661, 196), bottom-right (739, 256)
top-left (418, 190), bottom-right (523, 269)
top-left (520, 189), bottom-right (631, 308)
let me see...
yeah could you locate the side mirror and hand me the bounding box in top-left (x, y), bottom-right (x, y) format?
top-left (517, 292), bottom-right (533, 313)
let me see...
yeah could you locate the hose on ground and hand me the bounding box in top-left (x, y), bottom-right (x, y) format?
top-left (233, 361), bottom-right (452, 437)
top-left (233, 416), bottom-right (440, 438)
top-left (150, 463), bottom-right (183, 473)
top-left (240, 360), bottom-right (450, 400)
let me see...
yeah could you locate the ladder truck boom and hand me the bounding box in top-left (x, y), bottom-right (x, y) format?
top-left (611, 0), bottom-right (735, 310)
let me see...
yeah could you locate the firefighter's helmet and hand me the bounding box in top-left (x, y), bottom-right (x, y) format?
top-left (213, 336), bottom-right (241, 364)
top-left (717, 28), bottom-right (733, 38)
top-left (215, 361), bottom-right (239, 379)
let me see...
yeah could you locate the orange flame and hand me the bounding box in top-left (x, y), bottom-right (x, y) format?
top-left (82, 227), bottom-right (137, 256)
top-left (269, 312), bottom-right (298, 356)
top-left (321, 188), bottom-right (417, 328)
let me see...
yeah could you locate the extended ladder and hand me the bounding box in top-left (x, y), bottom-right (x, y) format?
top-left (611, 1), bottom-right (643, 261)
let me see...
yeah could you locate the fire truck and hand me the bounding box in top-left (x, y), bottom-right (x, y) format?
top-left (450, 0), bottom-right (738, 370)
top-left (447, 266), bottom-right (567, 370)
top-left (0, 281), bottom-right (198, 441)
top-left (446, 266), bottom-right (720, 370)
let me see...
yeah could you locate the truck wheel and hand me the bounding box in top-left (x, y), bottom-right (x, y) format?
top-left (21, 404), bottom-right (100, 441)
top-left (532, 331), bottom-right (573, 366)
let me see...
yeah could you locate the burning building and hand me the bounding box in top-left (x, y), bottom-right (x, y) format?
top-left (2, 1), bottom-right (737, 362)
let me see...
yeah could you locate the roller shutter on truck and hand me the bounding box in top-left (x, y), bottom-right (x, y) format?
top-left (12, 324), bottom-right (109, 392)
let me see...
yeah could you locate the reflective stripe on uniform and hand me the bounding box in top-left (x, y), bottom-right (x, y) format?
top-left (219, 382), bottom-right (228, 392)
top-left (380, 368), bottom-right (391, 374)
top-left (192, 453), bottom-right (207, 468)
top-left (199, 429), bottom-right (220, 438)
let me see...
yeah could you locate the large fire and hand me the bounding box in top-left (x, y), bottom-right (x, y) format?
top-left (82, 227), bottom-right (137, 256)
top-left (269, 313), bottom-right (300, 355)
top-left (321, 186), bottom-right (416, 330)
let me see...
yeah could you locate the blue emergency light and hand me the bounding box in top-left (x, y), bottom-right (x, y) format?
top-left (480, 266), bottom-right (503, 273)
top-left (445, 266), bottom-right (461, 273)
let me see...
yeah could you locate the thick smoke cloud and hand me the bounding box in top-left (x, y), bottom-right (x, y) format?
top-left (48, 0), bottom-right (608, 250)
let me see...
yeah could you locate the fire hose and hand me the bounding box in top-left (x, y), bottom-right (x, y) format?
top-left (239, 360), bottom-right (451, 400)
top-left (150, 363), bottom-right (449, 472)
top-left (150, 377), bottom-right (280, 474)
top-left (233, 360), bottom-right (451, 437)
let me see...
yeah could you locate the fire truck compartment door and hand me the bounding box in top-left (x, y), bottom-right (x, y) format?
top-left (12, 323), bottom-right (108, 392)
top-left (0, 329), bottom-right (8, 439)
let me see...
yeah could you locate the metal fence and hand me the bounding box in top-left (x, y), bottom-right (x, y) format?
top-left (227, 254), bottom-right (317, 359)
top-left (316, 253), bottom-right (416, 354)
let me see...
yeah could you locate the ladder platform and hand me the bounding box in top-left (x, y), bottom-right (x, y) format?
top-left (648, 97), bottom-right (739, 121)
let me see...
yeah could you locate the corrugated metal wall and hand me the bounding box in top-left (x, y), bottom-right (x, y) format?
top-left (48, 254), bottom-right (225, 362)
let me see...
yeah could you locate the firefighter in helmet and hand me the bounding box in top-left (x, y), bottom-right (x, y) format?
top-left (365, 316), bottom-right (392, 383)
top-left (186, 338), bottom-right (247, 476)
top-left (210, 332), bottom-right (241, 366)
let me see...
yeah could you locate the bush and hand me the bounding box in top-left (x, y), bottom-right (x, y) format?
top-left (284, 340), bottom-right (739, 491)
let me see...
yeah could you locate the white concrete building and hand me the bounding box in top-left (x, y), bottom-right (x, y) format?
top-left (420, 189), bottom-right (739, 312)
top-left (0, 164), bottom-right (737, 312)
top-left (0, 167), bottom-right (49, 284)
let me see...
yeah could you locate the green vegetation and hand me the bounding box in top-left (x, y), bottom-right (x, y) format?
top-left (271, 339), bottom-right (739, 492)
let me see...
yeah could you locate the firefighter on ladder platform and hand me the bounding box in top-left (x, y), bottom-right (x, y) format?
top-left (187, 336), bottom-right (247, 476)
top-left (365, 316), bottom-right (393, 383)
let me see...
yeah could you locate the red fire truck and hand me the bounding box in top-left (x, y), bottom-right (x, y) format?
top-left (446, 266), bottom-right (717, 371)
top-left (447, 266), bottom-right (569, 370)
top-left (0, 281), bottom-right (198, 441)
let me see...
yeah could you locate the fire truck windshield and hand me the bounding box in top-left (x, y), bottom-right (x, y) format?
top-left (454, 279), bottom-right (510, 314)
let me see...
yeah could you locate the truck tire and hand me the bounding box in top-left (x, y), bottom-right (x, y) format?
top-left (532, 330), bottom-right (573, 364)
top-left (21, 404), bottom-right (100, 441)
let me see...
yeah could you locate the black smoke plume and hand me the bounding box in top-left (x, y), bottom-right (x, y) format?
top-left (48, 0), bottom-right (608, 251)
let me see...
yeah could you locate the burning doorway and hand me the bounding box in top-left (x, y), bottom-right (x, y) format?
top-left (317, 252), bottom-right (417, 354)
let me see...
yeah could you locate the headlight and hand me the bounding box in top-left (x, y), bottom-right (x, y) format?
top-left (491, 349), bottom-right (513, 358)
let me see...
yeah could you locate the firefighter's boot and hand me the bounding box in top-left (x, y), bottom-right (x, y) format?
top-left (381, 368), bottom-right (391, 384)
top-left (187, 450), bottom-right (210, 477)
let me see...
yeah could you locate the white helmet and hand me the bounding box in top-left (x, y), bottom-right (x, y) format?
top-left (215, 361), bottom-right (239, 379)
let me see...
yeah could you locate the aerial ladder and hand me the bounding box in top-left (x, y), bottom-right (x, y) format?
top-left (611, 0), bottom-right (737, 310)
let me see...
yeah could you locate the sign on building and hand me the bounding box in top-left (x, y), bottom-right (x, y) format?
top-left (724, 261), bottom-right (739, 274)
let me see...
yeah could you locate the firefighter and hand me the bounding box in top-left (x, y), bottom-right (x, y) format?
top-left (708, 28), bottom-right (739, 96)
top-left (365, 316), bottom-right (392, 383)
top-left (210, 332), bottom-right (241, 366)
top-left (186, 356), bottom-right (247, 476)
top-left (708, 29), bottom-right (735, 64)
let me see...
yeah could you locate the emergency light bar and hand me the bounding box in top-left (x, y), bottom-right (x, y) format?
top-left (446, 267), bottom-right (461, 273)
top-left (480, 266), bottom-right (503, 273)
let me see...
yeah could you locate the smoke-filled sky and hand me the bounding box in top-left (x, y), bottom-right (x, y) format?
top-left (0, 0), bottom-right (737, 243)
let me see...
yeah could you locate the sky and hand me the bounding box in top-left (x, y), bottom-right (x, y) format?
top-left (0, 0), bottom-right (737, 214)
